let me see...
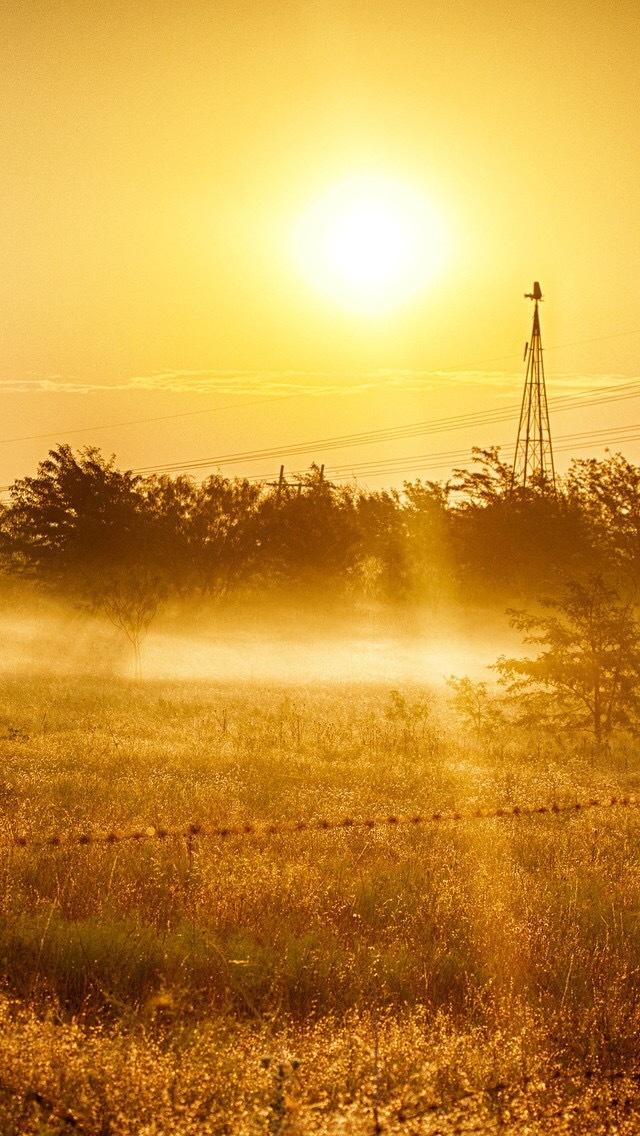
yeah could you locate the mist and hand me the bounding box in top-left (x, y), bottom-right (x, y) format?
top-left (0, 591), bottom-right (518, 686)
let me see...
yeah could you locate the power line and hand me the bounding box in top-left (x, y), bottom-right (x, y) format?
top-left (271, 424), bottom-right (640, 484)
top-left (0, 324), bottom-right (639, 450)
top-left (129, 379), bottom-right (640, 478)
top-left (0, 391), bottom-right (303, 447)
top-left (226, 431), bottom-right (640, 487)
top-left (1, 417), bottom-right (639, 496)
top-left (2, 329), bottom-right (640, 493)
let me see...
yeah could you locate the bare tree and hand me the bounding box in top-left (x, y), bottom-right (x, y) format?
top-left (96, 572), bottom-right (166, 680)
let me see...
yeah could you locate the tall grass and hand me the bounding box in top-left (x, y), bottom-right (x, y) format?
top-left (0, 676), bottom-right (638, 1132)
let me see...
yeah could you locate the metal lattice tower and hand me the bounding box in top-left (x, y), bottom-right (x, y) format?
top-left (511, 281), bottom-right (556, 492)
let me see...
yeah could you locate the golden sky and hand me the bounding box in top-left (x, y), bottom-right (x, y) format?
top-left (2, 0), bottom-right (640, 487)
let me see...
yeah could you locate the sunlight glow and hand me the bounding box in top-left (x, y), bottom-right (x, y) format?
top-left (292, 175), bottom-right (449, 315)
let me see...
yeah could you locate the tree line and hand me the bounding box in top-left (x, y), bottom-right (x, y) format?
top-left (2, 441), bottom-right (640, 708)
top-left (2, 442), bottom-right (639, 601)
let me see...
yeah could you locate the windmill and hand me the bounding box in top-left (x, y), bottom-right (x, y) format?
top-left (511, 281), bottom-right (556, 492)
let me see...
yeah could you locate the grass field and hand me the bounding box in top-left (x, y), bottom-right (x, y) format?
top-left (1, 675), bottom-right (639, 1133)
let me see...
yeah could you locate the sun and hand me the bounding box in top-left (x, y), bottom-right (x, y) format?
top-left (292, 174), bottom-right (449, 315)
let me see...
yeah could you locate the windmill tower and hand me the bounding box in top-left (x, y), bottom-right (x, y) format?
top-left (511, 281), bottom-right (556, 492)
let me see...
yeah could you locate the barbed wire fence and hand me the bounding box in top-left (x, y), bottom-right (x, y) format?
top-left (2, 794), bottom-right (640, 1132)
top-left (3, 794), bottom-right (638, 855)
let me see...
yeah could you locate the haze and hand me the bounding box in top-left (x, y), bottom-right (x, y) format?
top-left (2, 0), bottom-right (640, 489)
top-left (0, 600), bottom-right (509, 685)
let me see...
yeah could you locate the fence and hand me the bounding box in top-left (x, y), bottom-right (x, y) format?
top-left (4, 793), bottom-right (640, 1133)
top-left (4, 794), bottom-right (639, 852)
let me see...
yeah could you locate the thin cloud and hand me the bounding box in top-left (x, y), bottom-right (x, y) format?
top-left (0, 369), bottom-right (631, 398)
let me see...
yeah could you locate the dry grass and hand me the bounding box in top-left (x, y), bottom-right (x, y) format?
top-left (0, 676), bottom-right (639, 1133)
top-left (2, 998), bottom-right (640, 1134)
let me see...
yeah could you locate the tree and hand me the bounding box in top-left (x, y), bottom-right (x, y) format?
top-left (191, 474), bottom-right (263, 597)
top-left (1, 445), bottom-right (169, 674)
top-left (2, 445), bottom-right (141, 584)
top-left (565, 452), bottom-right (640, 588)
top-left (450, 446), bottom-right (513, 509)
top-left (353, 487), bottom-right (405, 602)
top-left (448, 676), bottom-right (505, 738)
top-left (401, 479), bottom-right (453, 605)
top-left (98, 570), bottom-right (166, 680)
top-left (445, 447), bottom-right (591, 602)
top-left (255, 467), bottom-right (360, 596)
top-left (495, 577), bottom-right (640, 744)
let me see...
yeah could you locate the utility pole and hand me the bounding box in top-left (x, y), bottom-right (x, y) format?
top-left (276, 465), bottom-right (285, 503)
top-left (511, 281), bottom-right (556, 492)
top-left (268, 464), bottom-right (325, 502)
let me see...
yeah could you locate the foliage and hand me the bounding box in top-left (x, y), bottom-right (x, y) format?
top-left (448, 676), bottom-right (506, 737)
top-left (0, 447), bottom-right (175, 671)
top-left (495, 577), bottom-right (640, 742)
top-left (2, 444), bottom-right (144, 589)
top-left (5, 444), bottom-right (640, 616)
top-left (450, 446), bottom-right (513, 508)
top-left (565, 451), bottom-right (640, 586)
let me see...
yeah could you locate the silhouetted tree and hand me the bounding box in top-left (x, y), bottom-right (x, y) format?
top-left (2, 446), bottom-right (168, 672)
top-left (99, 571), bottom-right (166, 679)
top-left (565, 452), bottom-right (640, 588)
top-left (401, 479), bottom-right (453, 604)
top-left (5, 444), bottom-right (640, 632)
top-left (139, 472), bottom-right (263, 599)
top-left (192, 474), bottom-right (263, 596)
top-left (447, 447), bottom-right (591, 601)
top-left (451, 446), bottom-right (513, 508)
top-left (353, 488), bottom-right (406, 601)
top-left (495, 577), bottom-right (640, 743)
top-left (255, 466), bottom-right (360, 596)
